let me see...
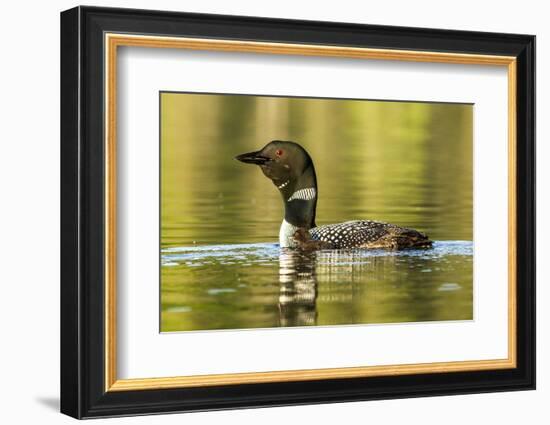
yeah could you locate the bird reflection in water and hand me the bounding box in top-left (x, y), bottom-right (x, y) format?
top-left (278, 249), bottom-right (318, 327)
top-left (277, 249), bottom-right (403, 328)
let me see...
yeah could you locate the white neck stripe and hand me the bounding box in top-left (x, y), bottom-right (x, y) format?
top-left (277, 180), bottom-right (290, 189)
top-left (288, 187), bottom-right (316, 202)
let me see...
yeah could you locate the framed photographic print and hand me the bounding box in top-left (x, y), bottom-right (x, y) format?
top-left (60, 6), bottom-right (535, 419)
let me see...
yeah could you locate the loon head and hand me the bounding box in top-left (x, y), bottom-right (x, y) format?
top-left (235, 140), bottom-right (313, 190)
top-left (236, 140), bottom-right (318, 246)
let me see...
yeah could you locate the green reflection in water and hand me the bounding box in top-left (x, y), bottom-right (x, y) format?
top-left (160, 92), bottom-right (473, 332)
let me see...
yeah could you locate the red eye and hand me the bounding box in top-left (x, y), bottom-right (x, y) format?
top-left (275, 149), bottom-right (283, 157)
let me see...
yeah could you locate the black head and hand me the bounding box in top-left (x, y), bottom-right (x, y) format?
top-left (236, 140), bottom-right (318, 229)
top-left (235, 140), bottom-right (314, 191)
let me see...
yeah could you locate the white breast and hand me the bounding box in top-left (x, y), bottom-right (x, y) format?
top-left (279, 219), bottom-right (299, 248)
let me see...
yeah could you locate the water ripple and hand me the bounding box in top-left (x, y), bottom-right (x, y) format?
top-left (161, 241), bottom-right (472, 267)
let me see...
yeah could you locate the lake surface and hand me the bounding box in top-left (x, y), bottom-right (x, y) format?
top-left (162, 242), bottom-right (472, 331)
top-left (160, 93), bottom-right (473, 332)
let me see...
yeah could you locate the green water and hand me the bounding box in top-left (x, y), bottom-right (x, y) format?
top-left (160, 93), bottom-right (473, 332)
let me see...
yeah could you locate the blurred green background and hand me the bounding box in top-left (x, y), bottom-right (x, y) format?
top-left (160, 92), bottom-right (473, 332)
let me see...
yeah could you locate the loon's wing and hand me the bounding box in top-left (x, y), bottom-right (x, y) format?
top-left (309, 220), bottom-right (431, 250)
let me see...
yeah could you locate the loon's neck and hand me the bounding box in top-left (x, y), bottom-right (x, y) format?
top-left (278, 164), bottom-right (318, 248)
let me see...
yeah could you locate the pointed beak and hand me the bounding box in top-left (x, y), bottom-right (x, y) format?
top-left (234, 150), bottom-right (271, 165)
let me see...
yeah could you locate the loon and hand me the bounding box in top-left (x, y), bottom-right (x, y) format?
top-left (235, 140), bottom-right (432, 250)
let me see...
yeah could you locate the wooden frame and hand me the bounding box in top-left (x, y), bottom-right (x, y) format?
top-left (61, 5), bottom-right (535, 419)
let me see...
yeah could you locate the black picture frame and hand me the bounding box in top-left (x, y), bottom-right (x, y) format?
top-left (61, 5), bottom-right (535, 419)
